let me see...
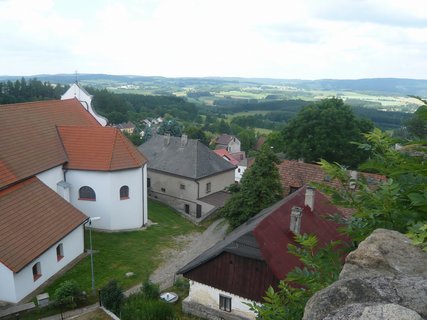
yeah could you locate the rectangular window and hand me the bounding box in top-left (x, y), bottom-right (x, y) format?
top-left (219, 295), bottom-right (231, 312)
top-left (206, 182), bottom-right (211, 193)
top-left (32, 262), bottom-right (42, 281)
top-left (180, 184), bottom-right (185, 190)
top-left (56, 244), bottom-right (64, 261)
top-left (147, 178), bottom-right (151, 188)
top-left (184, 204), bottom-right (190, 214)
top-left (161, 187), bottom-right (166, 192)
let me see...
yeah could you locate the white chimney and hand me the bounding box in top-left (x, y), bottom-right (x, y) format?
top-left (349, 170), bottom-right (358, 189)
top-left (290, 206), bottom-right (302, 234)
top-left (164, 133), bottom-right (171, 146)
top-left (305, 187), bottom-right (315, 211)
top-left (181, 134), bottom-right (188, 147)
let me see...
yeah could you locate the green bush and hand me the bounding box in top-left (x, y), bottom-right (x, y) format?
top-left (141, 280), bottom-right (160, 300)
top-left (121, 292), bottom-right (175, 320)
top-left (100, 280), bottom-right (124, 315)
top-left (53, 280), bottom-right (85, 309)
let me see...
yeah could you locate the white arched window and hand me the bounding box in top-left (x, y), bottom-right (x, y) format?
top-left (120, 185), bottom-right (129, 199)
top-left (79, 186), bottom-right (96, 201)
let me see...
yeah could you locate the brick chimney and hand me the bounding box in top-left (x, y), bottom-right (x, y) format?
top-left (304, 187), bottom-right (315, 211)
top-left (290, 206), bottom-right (302, 234)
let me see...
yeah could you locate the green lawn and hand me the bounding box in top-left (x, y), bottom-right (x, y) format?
top-left (44, 200), bottom-right (203, 298)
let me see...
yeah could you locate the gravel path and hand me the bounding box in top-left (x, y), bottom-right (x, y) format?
top-left (148, 218), bottom-right (228, 290)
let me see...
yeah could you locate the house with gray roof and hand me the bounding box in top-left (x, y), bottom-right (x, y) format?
top-left (139, 134), bottom-right (236, 222)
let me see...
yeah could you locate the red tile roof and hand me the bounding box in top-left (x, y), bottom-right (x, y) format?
top-left (213, 149), bottom-right (240, 166)
top-left (0, 99), bottom-right (100, 189)
top-left (0, 99), bottom-right (147, 187)
top-left (58, 126), bottom-right (147, 171)
top-left (278, 160), bottom-right (386, 195)
top-left (0, 177), bottom-right (88, 272)
top-left (253, 187), bottom-right (350, 280)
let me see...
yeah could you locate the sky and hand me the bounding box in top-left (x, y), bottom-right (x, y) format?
top-left (0, 0), bottom-right (426, 79)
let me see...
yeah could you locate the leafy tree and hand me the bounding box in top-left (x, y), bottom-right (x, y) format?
top-left (222, 145), bottom-right (283, 228)
top-left (317, 129), bottom-right (427, 245)
top-left (157, 119), bottom-right (182, 137)
top-left (237, 128), bottom-right (257, 152)
top-left (100, 280), bottom-right (124, 316)
top-left (53, 280), bottom-right (86, 310)
top-left (123, 131), bottom-right (144, 146)
top-left (249, 234), bottom-right (343, 320)
top-left (282, 98), bottom-right (374, 168)
top-left (405, 100), bottom-right (427, 139)
top-left (184, 126), bottom-right (209, 145)
top-left (265, 131), bottom-right (285, 152)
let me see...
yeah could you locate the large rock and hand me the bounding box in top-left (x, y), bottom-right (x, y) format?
top-left (303, 229), bottom-right (427, 320)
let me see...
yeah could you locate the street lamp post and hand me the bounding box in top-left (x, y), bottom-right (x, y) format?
top-left (88, 217), bottom-right (101, 295)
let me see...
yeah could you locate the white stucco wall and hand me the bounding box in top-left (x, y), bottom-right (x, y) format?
top-left (36, 166), bottom-right (63, 191)
top-left (235, 165), bottom-right (247, 183)
top-left (1, 226), bottom-right (85, 303)
top-left (0, 263), bottom-right (16, 303)
top-left (61, 83), bottom-right (107, 126)
top-left (197, 170), bottom-right (235, 198)
top-left (148, 171), bottom-right (199, 202)
top-left (185, 281), bottom-right (256, 320)
top-left (228, 139), bottom-right (241, 154)
top-left (67, 168), bottom-right (145, 230)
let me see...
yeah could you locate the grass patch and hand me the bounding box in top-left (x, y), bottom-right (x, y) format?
top-left (43, 199), bottom-right (203, 299)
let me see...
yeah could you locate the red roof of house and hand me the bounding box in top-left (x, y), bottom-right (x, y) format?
top-left (278, 160), bottom-right (386, 195)
top-left (0, 99), bottom-right (147, 188)
top-left (253, 187), bottom-right (350, 280)
top-left (58, 126), bottom-right (147, 171)
top-left (0, 177), bottom-right (88, 272)
top-left (0, 99), bottom-right (100, 188)
top-left (213, 149), bottom-right (239, 166)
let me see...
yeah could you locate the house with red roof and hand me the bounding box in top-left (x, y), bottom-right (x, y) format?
top-left (278, 160), bottom-right (386, 196)
top-left (0, 98), bottom-right (148, 303)
top-left (177, 187), bottom-right (349, 320)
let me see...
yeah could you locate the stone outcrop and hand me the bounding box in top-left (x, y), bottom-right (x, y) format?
top-left (303, 229), bottom-right (427, 320)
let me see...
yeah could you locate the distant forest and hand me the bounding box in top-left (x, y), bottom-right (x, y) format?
top-left (0, 78), bottom-right (411, 131)
top-left (0, 78), bottom-right (69, 104)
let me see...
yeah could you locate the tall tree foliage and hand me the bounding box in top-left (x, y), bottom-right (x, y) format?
top-left (282, 98), bottom-right (373, 168)
top-left (317, 129), bottom-right (427, 245)
top-left (0, 78), bottom-right (69, 104)
top-left (222, 145), bottom-right (283, 228)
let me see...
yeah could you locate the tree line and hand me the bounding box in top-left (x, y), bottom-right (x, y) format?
top-left (0, 78), bottom-right (69, 104)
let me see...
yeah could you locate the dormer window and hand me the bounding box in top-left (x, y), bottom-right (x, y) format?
top-left (120, 186), bottom-right (129, 200)
top-left (79, 186), bottom-right (96, 201)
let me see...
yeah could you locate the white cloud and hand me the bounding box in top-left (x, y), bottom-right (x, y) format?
top-left (0, 0), bottom-right (426, 79)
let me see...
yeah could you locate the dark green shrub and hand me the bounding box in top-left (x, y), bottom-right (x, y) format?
top-left (100, 280), bottom-right (124, 315)
top-left (141, 280), bottom-right (160, 300)
top-left (53, 280), bottom-right (85, 309)
top-left (121, 292), bottom-right (175, 320)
